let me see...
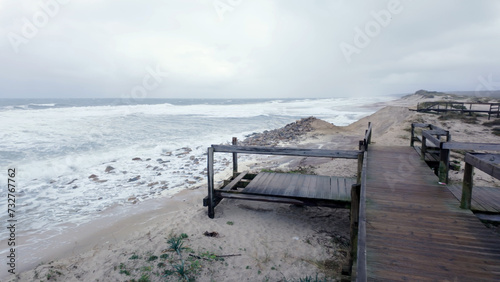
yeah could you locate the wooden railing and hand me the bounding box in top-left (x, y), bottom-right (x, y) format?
top-left (353, 150), bottom-right (368, 281)
top-left (359, 122), bottom-right (372, 151)
top-left (410, 123), bottom-right (500, 183)
top-left (461, 153), bottom-right (500, 209)
top-left (416, 101), bottom-right (500, 120)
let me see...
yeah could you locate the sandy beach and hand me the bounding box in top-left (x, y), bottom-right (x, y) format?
top-left (7, 93), bottom-right (500, 281)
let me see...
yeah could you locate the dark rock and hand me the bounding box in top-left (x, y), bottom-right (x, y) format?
top-left (67, 179), bottom-right (78, 185)
top-left (203, 231), bottom-right (219, 237)
top-left (128, 176), bottom-right (141, 182)
top-left (88, 174), bottom-right (98, 179)
top-left (105, 166), bottom-right (115, 173)
top-left (132, 157), bottom-right (142, 161)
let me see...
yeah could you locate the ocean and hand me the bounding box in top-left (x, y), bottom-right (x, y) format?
top-left (0, 96), bottom-right (396, 262)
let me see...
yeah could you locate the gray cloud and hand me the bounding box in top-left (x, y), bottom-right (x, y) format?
top-left (1, 0), bottom-right (499, 98)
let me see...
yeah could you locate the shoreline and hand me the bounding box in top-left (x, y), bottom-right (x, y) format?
top-left (7, 93), bottom-right (500, 281)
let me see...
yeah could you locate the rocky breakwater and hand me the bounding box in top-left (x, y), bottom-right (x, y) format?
top-left (240, 116), bottom-right (327, 146)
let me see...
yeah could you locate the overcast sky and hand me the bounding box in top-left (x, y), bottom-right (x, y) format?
top-left (1, 0), bottom-right (500, 99)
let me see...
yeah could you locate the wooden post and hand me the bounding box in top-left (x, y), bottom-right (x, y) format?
top-left (232, 137), bottom-right (238, 176)
top-left (359, 140), bottom-right (364, 151)
top-left (357, 153), bottom-right (363, 184)
top-left (438, 148), bottom-right (450, 183)
top-left (410, 123), bottom-right (415, 147)
top-left (207, 147), bottom-right (215, 218)
top-left (421, 135), bottom-right (427, 161)
top-left (367, 122), bottom-right (372, 145)
top-left (349, 184), bottom-right (361, 274)
top-left (460, 162), bottom-right (474, 209)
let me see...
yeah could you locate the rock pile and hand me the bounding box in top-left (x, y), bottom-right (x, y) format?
top-left (240, 116), bottom-right (321, 146)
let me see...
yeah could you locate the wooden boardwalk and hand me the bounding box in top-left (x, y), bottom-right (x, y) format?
top-left (448, 185), bottom-right (500, 214)
top-left (244, 173), bottom-right (354, 201)
top-left (362, 146), bottom-right (500, 280)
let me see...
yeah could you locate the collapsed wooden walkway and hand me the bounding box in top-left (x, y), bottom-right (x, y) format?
top-left (203, 144), bottom-right (362, 218)
top-left (244, 173), bottom-right (354, 202)
top-left (357, 146), bottom-right (500, 280)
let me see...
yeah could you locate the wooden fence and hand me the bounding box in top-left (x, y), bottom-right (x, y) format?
top-left (461, 152), bottom-right (500, 209)
top-left (416, 101), bottom-right (500, 120)
top-left (410, 123), bottom-right (500, 183)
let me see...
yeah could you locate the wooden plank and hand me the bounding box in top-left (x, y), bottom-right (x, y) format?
top-left (219, 192), bottom-right (305, 205)
top-left (476, 213), bottom-right (500, 222)
top-left (444, 185), bottom-right (487, 212)
top-left (443, 142), bottom-right (500, 151)
top-left (218, 192), bottom-right (350, 209)
top-left (243, 173), bottom-right (353, 201)
top-left (299, 174), bottom-right (311, 198)
top-left (478, 187), bottom-right (500, 213)
top-left (429, 124), bottom-right (448, 132)
top-left (333, 177), bottom-right (340, 200)
top-left (303, 174), bottom-right (316, 198)
top-left (412, 123), bottom-right (430, 128)
top-left (211, 145), bottom-right (361, 159)
top-left (364, 146), bottom-right (500, 280)
top-left (285, 173), bottom-right (302, 197)
top-left (422, 130), bottom-right (442, 147)
top-left (472, 187), bottom-right (500, 213)
top-left (424, 129), bottom-right (448, 136)
top-left (341, 177), bottom-right (349, 200)
top-left (325, 176), bottom-right (333, 200)
top-left (293, 174), bottom-right (309, 198)
top-left (350, 184), bottom-right (361, 275)
top-left (465, 153), bottom-right (500, 180)
top-left (355, 151), bottom-right (368, 282)
top-left (218, 171), bottom-right (248, 191)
